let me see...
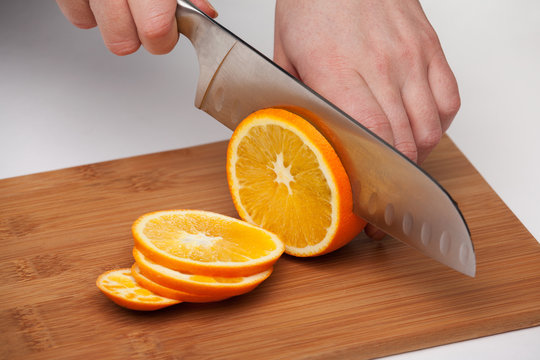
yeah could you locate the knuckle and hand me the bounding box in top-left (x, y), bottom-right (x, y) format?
top-left (430, 52), bottom-right (461, 119)
top-left (411, 23), bottom-right (441, 52)
top-left (399, 26), bottom-right (441, 67)
top-left (398, 41), bottom-right (429, 71)
top-left (139, 12), bottom-right (173, 40)
top-left (372, 51), bottom-right (393, 78)
top-left (422, 26), bottom-right (441, 48)
top-left (440, 91), bottom-right (461, 118)
top-left (399, 46), bottom-right (415, 67)
top-left (397, 39), bottom-right (422, 67)
top-left (417, 128), bottom-right (442, 150)
top-left (106, 39), bottom-right (141, 56)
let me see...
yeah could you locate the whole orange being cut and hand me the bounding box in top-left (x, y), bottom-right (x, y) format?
top-left (227, 108), bottom-right (366, 256)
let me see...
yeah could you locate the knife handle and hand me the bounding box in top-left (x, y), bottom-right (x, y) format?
top-left (176, 0), bottom-right (208, 41)
top-left (176, 0), bottom-right (237, 108)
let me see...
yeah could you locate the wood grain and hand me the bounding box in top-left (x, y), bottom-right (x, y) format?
top-left (1, 136), bottom-right (539, 359)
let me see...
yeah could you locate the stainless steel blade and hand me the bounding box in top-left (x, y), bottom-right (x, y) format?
top-left (176, 0), bottom-right (476, 276)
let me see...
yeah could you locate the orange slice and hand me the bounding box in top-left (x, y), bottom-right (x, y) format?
top-left (227, 108), bottom-right (367, 256)
top-left (132, 209), bottom-right (284, 276)
top-left (133, 247), bottom-right (273, 297)
top-left (96, 268), bottom-right (180, 311)
top-left (130, 264), bottom-right (231, 303)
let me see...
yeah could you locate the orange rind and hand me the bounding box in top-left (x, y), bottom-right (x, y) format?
top-left (96, 268), bottom-right (180, 311)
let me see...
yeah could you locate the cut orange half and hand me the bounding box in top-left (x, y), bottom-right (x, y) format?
top-left (131, 264), bottom-right (231, 303)
top-left (227, 108), bottom-right (366, 256)
top-left (132, 209), bottom-right (284, 277)
top-left (133, 247), bottom-right (273, 297)
top-left (96, 268), bottom-right (180, 311)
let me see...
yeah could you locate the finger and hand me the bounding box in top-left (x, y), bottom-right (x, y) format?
top-left (89, 0), bottom-right (141, 55)
top-left (428, 52), bottom-right (461, 133)
top-left (365, 224), bottom-right (387, 240)
top-left (191, 0), bottom-right (219, 18)
top-left (56, 0), bottom-right (96, 29)
top-left (368, 81), bottom-right (419, 163)
top-left (401, 69), bottom-right (442, 164)
top-left (359, 51), bottom-right (419, 161)
top-left (127, 0), bottom-right (179, 55)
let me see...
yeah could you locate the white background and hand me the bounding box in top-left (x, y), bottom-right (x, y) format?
top-left (1, 1), bottom-right (539, 359)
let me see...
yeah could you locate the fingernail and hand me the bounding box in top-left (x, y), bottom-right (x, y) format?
top-left (205, 1), bottom-right (218, 18)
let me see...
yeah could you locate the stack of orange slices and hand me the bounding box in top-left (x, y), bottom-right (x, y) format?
top-left (97, 210), bottom-right (284, 311)
top-left (97, 108), bottom-right (366, 311)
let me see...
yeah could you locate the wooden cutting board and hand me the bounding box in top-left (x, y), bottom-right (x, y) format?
top-left (1, 136), bottom-right (539, 359)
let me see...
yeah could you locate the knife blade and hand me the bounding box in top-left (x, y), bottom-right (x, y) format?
top-left (175, 0), bottom-right (476, 277)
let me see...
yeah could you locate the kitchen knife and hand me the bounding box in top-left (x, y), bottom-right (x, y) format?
top-left (175, 0), bottom-right (476, 277)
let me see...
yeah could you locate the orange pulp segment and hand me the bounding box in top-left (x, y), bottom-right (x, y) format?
top-left (96, 268), bottom-right (180, 311)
